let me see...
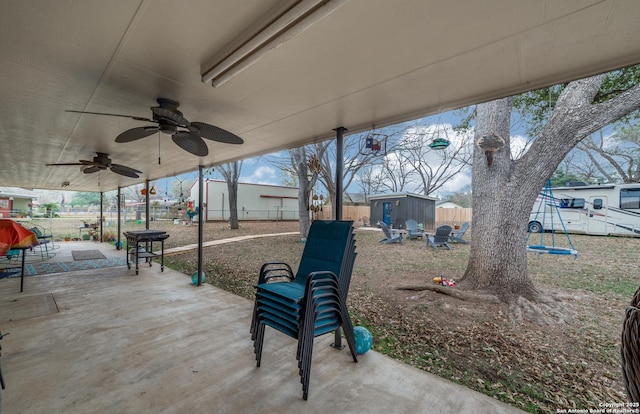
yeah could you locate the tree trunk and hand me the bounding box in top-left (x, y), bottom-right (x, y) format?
top-left (220, 161), bottom-right (242, 229)
top-left (227, 179), bottom-right (239, 229)
top-left (290, 146), bottom-right (316, 239)
top-left (459, 98), bottom-right (539, 300)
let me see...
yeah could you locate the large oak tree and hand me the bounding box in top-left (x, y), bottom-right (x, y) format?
top-left (459, 73), bottom-right (640, 305)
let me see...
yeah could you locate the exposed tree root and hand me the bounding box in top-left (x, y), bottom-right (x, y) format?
top-left (397, 284), bottom-right (501, 304)
top-left (507, 293), bottom-right (575, 326)
top-left (397, 285), bottom-right (574, 325)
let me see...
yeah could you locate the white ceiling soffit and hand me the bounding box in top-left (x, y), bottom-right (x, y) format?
top-left (0, 0), bottom-right (639, 192)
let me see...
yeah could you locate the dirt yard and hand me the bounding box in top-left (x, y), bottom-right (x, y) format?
top-left (26, 218), bottom-right (639, 413)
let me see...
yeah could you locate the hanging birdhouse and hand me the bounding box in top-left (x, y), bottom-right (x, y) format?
top-left (140, 188), bottom-right (147, 196)
top-left (476, 133), bottom-right (505, 166)
top-left (429, 137), bottom-right (450, 150)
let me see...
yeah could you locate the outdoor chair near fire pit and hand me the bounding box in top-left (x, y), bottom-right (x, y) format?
top-left (377, 221), bottom-right (402, 244)
top-left (250, 220), bottom-right (358, 400)
top-left (426, 225), bottom-right (452, 251)
top-left (405, 219), bottom-right (423, 240)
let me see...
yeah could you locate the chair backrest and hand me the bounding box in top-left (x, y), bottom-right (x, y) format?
top-left (434, 225), bottom-right (452, 242)
top-left (378, 221), bottom-right (393, 238)
top-left (456, 222), bottom-right (470, 235)
top-left (29, 226), bottom-right (46, 238)
top-left (405, 219), bottom-right (418, 232)
top-left (295, 221), bottom-right (355, 289)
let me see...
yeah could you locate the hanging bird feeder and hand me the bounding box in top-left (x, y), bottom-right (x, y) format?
top-left (429, 137), bottom-right (450, 150)
top-left (308, 155), bottom-right (321, 174)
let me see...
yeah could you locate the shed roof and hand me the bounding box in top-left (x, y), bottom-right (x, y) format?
top-left (369, 193), bottom-right (437, 201)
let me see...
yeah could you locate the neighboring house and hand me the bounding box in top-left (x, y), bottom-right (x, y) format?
top-left (436, 200), bottom-right (464, 209)
top-left (191, 180), bottom-right (299, 221)
top-left (0, 186), bottom-right (38, 218)
top-left (369, 193), bottom-right (437, 230)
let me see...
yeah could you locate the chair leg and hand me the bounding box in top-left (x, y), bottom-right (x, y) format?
top-left (250, 299), bottom-right (259, 339)
top-left (299, 330), bottom-right (313, 400)
top-left (253, 321), bottom-right (265, 367)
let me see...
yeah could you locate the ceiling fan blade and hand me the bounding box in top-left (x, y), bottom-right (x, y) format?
top-left (116, 126), bottom-right (159, 143)
top-left (82, 165), bottom-right (102, 174)
top-left (110, 164), bottom-right (142, 178)
top-left (46, 159), bottom-right (97, 167)
top-left (189, 122), bottom-right (244, 144)
top-left (66, 109), bottom-right (153, 123)
top-left (46, 162), bottom-right (85, 166)
top-left (172, 132), bottom-right (209, 156)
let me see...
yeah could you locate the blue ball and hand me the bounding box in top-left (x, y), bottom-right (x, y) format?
top-left (353, 326), bottom-right (373, 354)
top-left (191, 272), bottom-right (206, 284)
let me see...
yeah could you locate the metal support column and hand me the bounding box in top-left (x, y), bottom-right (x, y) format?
top-left (116, 187), bottom-right (122, 250)
top-left (99, 192), bottom-right (104, 242)
top-left (145, 180), bottom-right (150, 230)
top-left (197, 165), bottom-right (204, 286)
top-left (332, 126), bottom-right (347, 349)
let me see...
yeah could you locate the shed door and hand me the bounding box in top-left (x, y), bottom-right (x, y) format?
top-left (382, 202), bottom-right (392, 225)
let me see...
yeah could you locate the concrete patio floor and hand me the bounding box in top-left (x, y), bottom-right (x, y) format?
top-left (0, 241), bottom-right (525, 413)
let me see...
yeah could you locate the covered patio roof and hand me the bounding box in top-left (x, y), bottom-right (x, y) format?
top-left (1, 0), bottom-right (640, 193)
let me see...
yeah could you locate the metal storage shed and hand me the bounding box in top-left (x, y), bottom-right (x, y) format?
top-left (369, 193), bottom-right (437, 230)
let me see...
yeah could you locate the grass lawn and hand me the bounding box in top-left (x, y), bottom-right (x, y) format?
top-left (20, 217), bottom-right (639, 412)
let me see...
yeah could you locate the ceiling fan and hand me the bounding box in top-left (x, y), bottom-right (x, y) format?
top-left (66, 98), bottom-right (244, 156)
top-left (46, 152), bottom-right (142, 178)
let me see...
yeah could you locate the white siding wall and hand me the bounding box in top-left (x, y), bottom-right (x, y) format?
top-left (191, 180), bottom-right (298, 221)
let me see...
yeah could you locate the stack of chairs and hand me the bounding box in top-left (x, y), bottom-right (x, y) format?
top-left (250, 220), bottom-right (358, 400)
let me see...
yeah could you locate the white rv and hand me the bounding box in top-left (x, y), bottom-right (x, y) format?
top-left (528, 183), bottom-right (640, 236)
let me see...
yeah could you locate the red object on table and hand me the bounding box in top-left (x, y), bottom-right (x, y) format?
top-left (0, 219), bottom-right (39, 256)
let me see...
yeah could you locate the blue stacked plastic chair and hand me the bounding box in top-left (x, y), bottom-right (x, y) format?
top-left (250, 220), bottom-right (358, 400)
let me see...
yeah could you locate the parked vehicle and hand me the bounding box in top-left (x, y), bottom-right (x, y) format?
top-left (528, 183), bottom-right (640, 236)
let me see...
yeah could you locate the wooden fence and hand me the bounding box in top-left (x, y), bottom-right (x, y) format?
top-left (316, 205), bottom-right (472, 229)
top-left (435, 208), bottom-right (472, 226)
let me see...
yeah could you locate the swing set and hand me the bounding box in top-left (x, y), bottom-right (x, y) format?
top-left (526, 180), bottom-right (578, 258)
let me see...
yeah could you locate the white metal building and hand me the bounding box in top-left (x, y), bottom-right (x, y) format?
top-left (190, 180), bottom-right (299, 221)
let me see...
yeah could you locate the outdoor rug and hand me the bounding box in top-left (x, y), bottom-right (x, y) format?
top-left (72, 250), bottom-right (107, 261)
top-left (20, 258), bottom-right (126, 276)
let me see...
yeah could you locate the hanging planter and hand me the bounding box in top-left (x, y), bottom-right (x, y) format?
top-left (429, 137), bottom-right (450, 150)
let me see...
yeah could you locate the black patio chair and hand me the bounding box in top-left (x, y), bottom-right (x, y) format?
top-left (250, 220), bottom-right (358, 400)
